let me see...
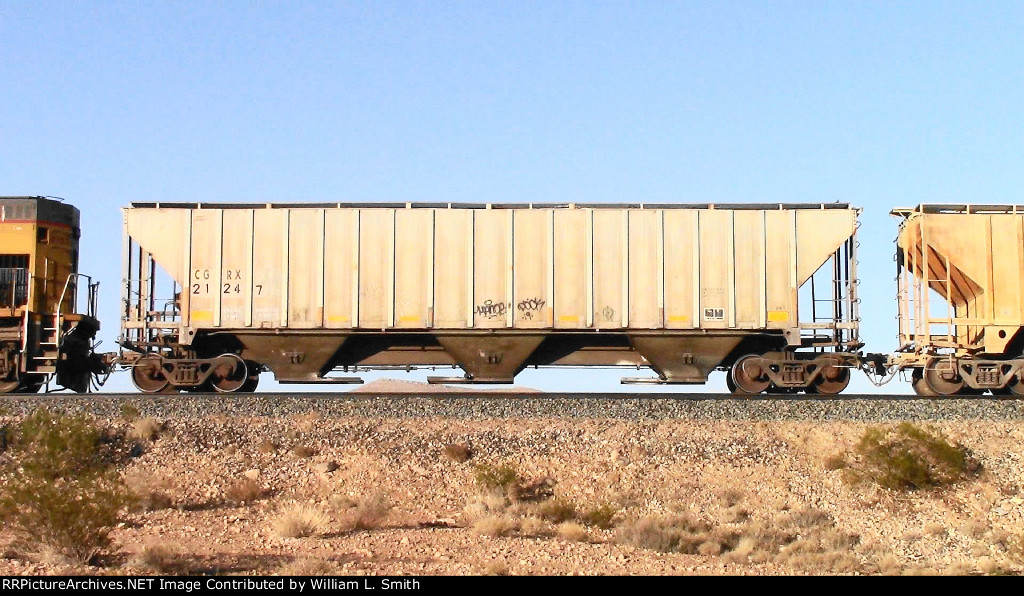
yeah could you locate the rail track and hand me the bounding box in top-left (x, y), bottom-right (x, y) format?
top-left (2, 392), bottom-right (1024, 421)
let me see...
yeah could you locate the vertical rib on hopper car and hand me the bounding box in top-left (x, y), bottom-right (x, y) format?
top-left (120, 202), bottom-right (862, 394)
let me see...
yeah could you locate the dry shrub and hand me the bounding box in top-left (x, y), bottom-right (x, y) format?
top-left (842, 423), bottom-right (981, 490)
top-left (131, 542), bottom-right (181, 574)
top-left (581, 503), bottom-right (619, 529)
top-left (462, 493), bottom-right (511, 524)
top-left (224, 477), bottom-right (266, 504)
top-left (119, 404), bottom-right (141, 421)
top-left (519, 516), bottom-right (550, 537)
top-left (617, 507), bottom-right (865, 573)
top-left (823, 454), bottom-right (847, 471)
top-left (290, 445), bottom-right (316, 458)
top-left (482, 560), bottom-right (509, 576)
top-left (473, 463), bottom-right (521, 494)
top-left (557, 522), bottom-right (588, 542)
top-left (128, 417), bottom-right (163, 442)
top-left (0, 408), bottom-right (131, 564)
top-left (257, 439), bottom-right (278, 454)
top-left (472, 462), bottom-right (554, 502)
top-left (978, 557), bottom-right (1008, 575)
top-left (717, 487), bottom-right (745, 507)
top-left (444, 443), bottom-right (473, 463)
top-left (721, 506), bottom-right (750, 524)
top-left (347, 491), bottom-right (392, 530)
top-left (329, 494), bottom-right (358, 511)
top-left (924, 522), bottom-right (947, 537)
top-left (273, 504), bottom-right (330, 538)
top-left (961, 519), bottom-right (989, 538)
top-left (291, 412), bottom-right (320, 433)
top-left (472, 515), bottom-right (516, 537)
top-left (124, 470), bottom-right (175, 512)
top-left (534, 499), bottom-right (576, 524)
top-left (873, 554), bottom-right (903, 575)
top-left (941, 562), bottom-right (974, 576)
top-left (278, 557), bottom-right (337, 575)
top-left (615, 515), bottom-right (728, 554)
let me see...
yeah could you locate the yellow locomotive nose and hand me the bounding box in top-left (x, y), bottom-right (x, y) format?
top-left (0, 197), bottom-right (103, 393)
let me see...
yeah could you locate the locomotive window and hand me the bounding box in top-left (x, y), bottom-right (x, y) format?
top-left (0, 255), bottom-right (29, 308)
top-left (0, 255), bottom-right (28, 269)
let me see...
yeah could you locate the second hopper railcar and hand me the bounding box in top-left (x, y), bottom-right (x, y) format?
top-left (119, 202), bottom-right (861, 394)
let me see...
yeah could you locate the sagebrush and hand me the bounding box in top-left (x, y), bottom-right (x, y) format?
top-left (835, 423), bottom-right (981, 490)
top-left (0, 408), bottom-right (131, 564)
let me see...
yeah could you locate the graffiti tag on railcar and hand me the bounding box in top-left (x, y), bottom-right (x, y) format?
top-left (517, 297), bottom-right (545, 320)
top-left (475, 300), bottom-right (509, 319)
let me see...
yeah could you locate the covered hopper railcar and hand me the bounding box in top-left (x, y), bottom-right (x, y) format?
top-left (890, 204), bottom-right (1024, 396)
top-left (119, 202), bottom-right (862, 394)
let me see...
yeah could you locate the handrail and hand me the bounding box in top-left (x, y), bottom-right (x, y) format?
top-left (55, 272), bottom-right (98, 349)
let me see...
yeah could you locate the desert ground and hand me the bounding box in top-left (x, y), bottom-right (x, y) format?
top-left (0, 383), bottom-right (1022, 576)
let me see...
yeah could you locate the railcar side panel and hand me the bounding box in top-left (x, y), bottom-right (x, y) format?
top-left (513, 209), bottom-right (551, 329)
top-left (627, 209), bottom-right (661, 329)
top-left (324, 209), bottom-right (356, 328)
top-left (591, 209), bottom-right (625, 328)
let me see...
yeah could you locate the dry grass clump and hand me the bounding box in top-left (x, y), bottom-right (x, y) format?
top-left (224, 477), bottom-right (266, 504)
top-left (472, 515), bottom-right (517, 537)
top-left (290, 445), bottom-right (316, 458)
top-left (831, 423), bottom-right (981, 490)
top-left (616, 515), bottom-right (729, 554)
top-left (473, 462), bottom-right (521, 494)
top-left (924, 522), bottom-right (947, 537)
top-left (518, 516), bottom-right (550, 537)
top-left (0, 408), bottom-right (131, 564)
top-left (557, 522), bottom-right (589, 542)
top-left (130, 542), bottom-right (182, 574)
top-left (119, 404), bottom-right (141, 421)
top-left (615, 507), bottom-right (865, 573)
top-left (124, 470), bottom-right (175, 512)
top-left (472, 462), bottom-right (554, 502)
top-left (534, 499), bottom-right (576, 524)
top-left (579, 503), bottom-right (620, 529)
top-left (346, 491), bottom-right (392, 530)
top-left (257, 439), bottom-right (278, 454)
top-left (291, 412), bottom-right (320, 433)
top-left (127, 417), bottom-right (163, 442)
top-left (444, 443), bottom-right (473, 463)
top-left (481, 560), bottom-right (509, 575)
top-left (278, 557), bottom-right (337, 575)
top-left (272, 504), bottom-right (330, 538)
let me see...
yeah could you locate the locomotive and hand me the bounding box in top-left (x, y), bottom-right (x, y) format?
top-left (0, 197), bottom-right (105, 393)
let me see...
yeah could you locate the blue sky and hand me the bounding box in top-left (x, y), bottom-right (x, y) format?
top-left (2, 1), bottom-right (1022, 393)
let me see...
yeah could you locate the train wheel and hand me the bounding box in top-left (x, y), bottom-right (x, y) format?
top-left (1001, 374), bottom-right (1024, 396)
top-left (730, 355), bottom-right (770, 395)
top-left (132, 355), bottom-right (169, 394)
top-left (0, 379), bottom-right (20, 393)
top-left (814, 364), bottom-right (851, 395)
top-left (923, 357), bottom-right (964, 396)
top-left (210, 354), bottom-right (248, 393)
top-left (911, 369), bottom-right (937, 396)
top-left (240, 363), bottom-right (260, 393)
